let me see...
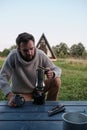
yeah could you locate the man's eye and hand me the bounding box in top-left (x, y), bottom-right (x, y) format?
top-left (23, 49), bottom-right (28, 52)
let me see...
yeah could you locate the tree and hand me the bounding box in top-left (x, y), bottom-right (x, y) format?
top-left (9, 45), bottom-right (17, 51)
top-left (52, 42), bottom-right (69, 58)
top-left (77, 43), bottom-right (85, 56)
top-left (1, 49), bottom-right (10, 57)
top-left (70, 43), bottom-right (85, 57)
top-left (52, 45), bottom-right (60, 57)
top-left (70, 44), bottom-right (77, 56)
top-left (58, 42), bottom-right (69, 55)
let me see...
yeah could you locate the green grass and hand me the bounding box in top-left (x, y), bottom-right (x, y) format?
top-left (0, 58), bottom-right (87, 100)
top-left (54, 58), bottom-right (87, 100)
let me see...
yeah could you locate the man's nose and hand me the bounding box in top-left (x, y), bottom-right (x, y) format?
top-left (26, 50), bottom-right (32, 55)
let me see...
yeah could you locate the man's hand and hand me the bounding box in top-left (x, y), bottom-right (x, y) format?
top-left (45, 68), bottom-right (55, 79)
top-left (38, 66), bottom-right (55, 79)
top-left (7, 92), bottom-right (16, 107)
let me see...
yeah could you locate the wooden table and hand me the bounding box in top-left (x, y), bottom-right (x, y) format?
top-left (0, 101), bottom-right (87, 130)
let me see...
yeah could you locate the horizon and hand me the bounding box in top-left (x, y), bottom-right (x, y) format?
top-left (0, 35), bottom-right (87, 52)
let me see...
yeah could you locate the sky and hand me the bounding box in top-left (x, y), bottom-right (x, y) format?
top-left (0, 0), bottom-right (87, 51)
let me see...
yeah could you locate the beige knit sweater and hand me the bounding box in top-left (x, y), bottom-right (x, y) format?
top-left (0, 48), bottom-right (61, 96)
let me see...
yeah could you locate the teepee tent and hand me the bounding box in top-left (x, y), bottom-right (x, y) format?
top-left (36, 33), bottom-right (57, 61)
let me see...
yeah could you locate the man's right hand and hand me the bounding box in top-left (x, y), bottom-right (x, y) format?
top-left (7, 92), bottom-right (16, 107)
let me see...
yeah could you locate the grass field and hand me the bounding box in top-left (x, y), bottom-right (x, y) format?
top-left (0, 57), bottom-right (87, 100)
top-left (54, 58), bottom-right (87, 100)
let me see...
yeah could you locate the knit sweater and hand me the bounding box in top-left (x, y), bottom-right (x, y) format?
top-left (0, 48), bottom-right (61, 96)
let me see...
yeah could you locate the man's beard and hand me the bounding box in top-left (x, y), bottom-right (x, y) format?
top-left (19, 50), bottom-right (36, 62)
top-left (22, 55), bottom-right (34, 61)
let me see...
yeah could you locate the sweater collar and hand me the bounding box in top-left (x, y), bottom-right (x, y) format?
top-left (16, 48), bottom-right (37, 65)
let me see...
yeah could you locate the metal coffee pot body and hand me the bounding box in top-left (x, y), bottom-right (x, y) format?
top-left (33, 68), bottom-right (45, 105)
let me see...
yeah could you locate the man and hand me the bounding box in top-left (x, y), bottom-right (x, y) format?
top-left (0, 32), bottom-right (61, 107)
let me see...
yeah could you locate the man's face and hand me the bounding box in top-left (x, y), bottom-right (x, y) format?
top-left (18, 40), bottom-right (35, 61)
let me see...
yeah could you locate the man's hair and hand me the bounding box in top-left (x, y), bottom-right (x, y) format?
top-left (16, 32), bottom-right (35, 46)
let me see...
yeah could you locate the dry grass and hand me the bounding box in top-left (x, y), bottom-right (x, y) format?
top-left (66, 58), bottom-right (87, 65)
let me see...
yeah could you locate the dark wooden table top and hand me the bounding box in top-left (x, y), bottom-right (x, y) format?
top-left (0, 101), bottom-right (87, 130)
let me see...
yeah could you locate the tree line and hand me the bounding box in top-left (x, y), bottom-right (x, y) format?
top-left (0, 42), bottom-right (87, 59)
top-left (52, 42), bottom-right (87, 59)
top-left (0, 45), bottom-right (17, 57)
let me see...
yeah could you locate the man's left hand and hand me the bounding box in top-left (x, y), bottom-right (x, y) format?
top-left (45, 68), bottom-right (54, 79)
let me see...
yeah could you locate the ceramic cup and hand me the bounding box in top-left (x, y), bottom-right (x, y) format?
top-left (62, 112), bottom-right (87, 130)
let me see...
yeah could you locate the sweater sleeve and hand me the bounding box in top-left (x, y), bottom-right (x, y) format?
top-left (46, 60), bottom-right (62, 78)
top-left (0, 55), bottom-right (13, 96)
top-left (39, 51), bottom-right (62, 78)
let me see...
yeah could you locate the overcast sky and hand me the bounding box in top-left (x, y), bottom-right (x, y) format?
top-left (0, 0), bottom-right (87, 51)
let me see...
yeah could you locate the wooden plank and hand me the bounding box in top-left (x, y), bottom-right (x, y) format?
top-left (0, 105), bottom-right (86, 113)
top-left (0, 109), bottom-right (87, 121)
top-left (0, 101), bottom-right (87, 106)
top-left (0, 106), bottom-right (87, 113)
top-left (0, 112), bottom-right (63, 121)
top-left (0, 121), bottom-right (63, 130)
top-left (0, 105), bottom-right (49, 112)
top-left (46, 101), bottom-right (87, 106)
